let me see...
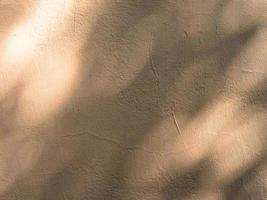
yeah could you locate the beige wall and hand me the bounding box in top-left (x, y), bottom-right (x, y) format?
top-left (1, 0), bottom-right (267, 199)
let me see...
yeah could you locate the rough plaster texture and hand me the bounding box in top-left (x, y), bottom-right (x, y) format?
top-left (1, 0), bottom-right (267, 199)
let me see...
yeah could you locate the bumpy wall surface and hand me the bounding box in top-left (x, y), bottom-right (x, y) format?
top-left (1, 0), bottom-right (267, 199)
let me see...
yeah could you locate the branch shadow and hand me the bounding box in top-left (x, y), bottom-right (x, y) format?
top-left (0, 0), bottom-right (265, 200)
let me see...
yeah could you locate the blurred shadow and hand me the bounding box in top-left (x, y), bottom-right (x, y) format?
top-left (0, 0), bottom-right (266, 200)
top-left (162, 158), bottom-right (213, 200)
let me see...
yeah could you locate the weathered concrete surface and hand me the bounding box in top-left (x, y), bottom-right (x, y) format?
top-left (1, 0), bottom-right (267, 199)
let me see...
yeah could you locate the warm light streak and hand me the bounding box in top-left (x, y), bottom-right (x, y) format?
top-left (3, 0), bottom-right (73, 64)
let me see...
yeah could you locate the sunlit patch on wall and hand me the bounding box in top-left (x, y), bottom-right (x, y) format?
top-left (16, 51), bottom-right (80, 126)
top-left (210, 113), bottom-right (266, 185)
top-left (3, 0), bottom-right (74, 63)
top-left (0, 0), bottom-right (79, 125)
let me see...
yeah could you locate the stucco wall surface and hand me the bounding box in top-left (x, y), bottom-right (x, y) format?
top-left (1, 0), bottom-right (267, 199)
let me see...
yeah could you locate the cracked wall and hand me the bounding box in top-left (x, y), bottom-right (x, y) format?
top-left (1, 0), bottom-right (267, 199)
